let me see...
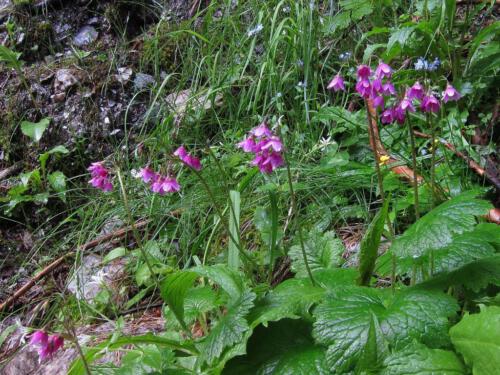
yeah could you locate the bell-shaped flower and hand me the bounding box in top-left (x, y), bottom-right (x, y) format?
top-left (375, 62), bottom-right (392, 79)
top-left (250, 122), bottom-right (272, 138)
top-left (381, 108), bottom-right (394, 124)
top-left (174, 146), bottom-right (202, 171)
top-left (327, 74), bottom-right (345, 92)
top-left (355, 79), bottom-right (371, 98)
top-left (139, 167), bottom-right (158, 183)
top-left (442, 84), bottom-right (461, 102)
top-left (381, 82), bottom-right (396, 96)
top-left (421, 94), bottom-right (441, 113)
top-left (30, 331), bottom-right (64, 360)
top-left (407, 82), bottom-right (425, 100)
top-left (356, 65), bottom-right (372, 80)
top-left (88, 162), bottom-right (113, 192)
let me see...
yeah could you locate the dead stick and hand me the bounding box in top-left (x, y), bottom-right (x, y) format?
top-left (0, 220), bottom-right (150, 311)
top-left (0, 162), bottom-right (22, 181)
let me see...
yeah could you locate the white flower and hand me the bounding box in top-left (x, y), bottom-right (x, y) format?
top-left (247, 24), bottom-right (263, 37)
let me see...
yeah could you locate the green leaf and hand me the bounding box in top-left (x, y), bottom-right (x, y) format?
top-left (356, 313), bottom-right (390, 373)
top-left (379, 191), bottom-right (492, 275)
top-left (198, 289), bottom-right (255, 365)
top-left (358, 199), bottom-right (389, 285)
top-left (39, 145), bottom-right (69, 172)
top-left (223, 319), bottom-right (328, 375)
top-left (450, 306), bottom-right (500, 375)
top-left (313, 286), bottom-right (458, 373)
top-left (0, 45), bottom-right (22, 70)
top-left (68, 333), bottom-right (197, 375)
top-left (228, 190), bottom-right (241, 270)
top-left (381, 342), bottom-right (466, 375)
top-left (48, 171), bottom-right (67, 193)
top-left (417, 254), bottom-right (500, 293)
top-left (249, 278), bottom-right (325, 327)
top-left (289, 229), bottom-right (344, 278)
top-left (387, 26), bottom-right (415, 50)
top-left (21, 118), bottom-right (51, 142)
top-left (194, 264), bottom-right (247, 302)
top-left (254, 206), bottom-right (283, 249)
top-left (103, 247), bottom-right (127, 264)
top-left (160, 271), bottom-right (198, 330)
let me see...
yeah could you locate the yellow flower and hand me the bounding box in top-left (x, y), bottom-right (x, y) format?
top-left (379, 155), bottom-right (390, 166)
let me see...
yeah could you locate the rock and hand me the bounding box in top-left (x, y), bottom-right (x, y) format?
top-left (133, 73), bottom-right (155, 90)
top-left (165, 89), bottom-right (223, 117)
top-left (73, 25), bottom-right (98, 47)
top-left (115, 67), bottom-right (133, 84)
top-left (54, 69), bottom-right (78, 92)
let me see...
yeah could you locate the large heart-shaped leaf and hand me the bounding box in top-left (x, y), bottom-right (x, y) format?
top-left (21, 118), bottom-right (51, 142)
top-left (313, 286), bottom-right (458, 373)
top-left (450, 306), bottom-right (500, 375)
top-left (381, 342), bottom-right (466, 375)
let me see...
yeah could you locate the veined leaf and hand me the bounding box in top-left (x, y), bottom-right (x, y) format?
top-left (161, 271), bottom-right (198, 330)
top-left (450, 306), bottom-right (500, 375)
top-left (312, 286), bottom-right (458, 373)
top-left (381, 342), bottom-right (466, 375)
top-left (289, 229), bottom-right (344, 278)
top-left (197, 290), bottom-right (255, 365)
top-left (228, 190), bottom-right (241, 270)
top-left (379, 191), bottom-right (492, 275)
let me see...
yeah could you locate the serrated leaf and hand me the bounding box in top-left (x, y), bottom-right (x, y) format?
top-left (358, 199), bottom-right (389, 286)
top-left (249, 278), bottom-right (325, 327)
top-left (416, 254), bottom-right (500, 293)
top-left (289, 229), bottom-right (344, 278)
top-left (21, 118), bottom-right (51, 142)
top-left (381, 342), bottom-right (466, 375)
top-left (387, 26), bottom-right (415, 50)
top-left (198, 290), bottom-right (255, 365)
top-left (313, 287), bottom-right (458, 373)
top-left (194, 264), bottom-right (246, 302)
top-left (223, 319), bottom-right (328, 375)
top-left (450, 306), bottom-right (500, 375)
top-left (380, 192), bottom-right (492, 275)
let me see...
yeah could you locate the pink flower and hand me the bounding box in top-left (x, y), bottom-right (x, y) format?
top-left (327, 74), bottom-right (345, 92)
top-left (260, 136), bottom-right (283, 152)
top-left (375, 62), bottom-right (392, 79)
top-left (251, 151), bottom-right (284, 174)
top-left (399, 97), bottom-right (416, 112)
top-left (371, 79), bottom-right (383, 95)
top-left (250, 122), bottom-right (272, 138)
top-left (381, 108), bottom-right (394, 124)
top-left (30, 331), bottom-right (64, 360)
top-left (357, 65), bottom-right (372, 80)
top-left (237, 137), bottom-right (257, 153)
top-left (139, 167), bottom-right (158, 183)
top-left (174, 146), bottom-right (202, 171)
top-left (407, 82), bottom-right (425, 100)
top-left (372, 95), bottom-right (384, 109)
top-left (442, 84), bottom-right (461, 102)
top-left (88, 162), bottom-right (113, 192)
top-left (381, 82), bottom-right (396, 96)
top-left (421, 94), bottom-right (441, 113)
top-left (151, 176), bottom-right (180, 195)
top-left (355, 79), bottom-right (372, 98)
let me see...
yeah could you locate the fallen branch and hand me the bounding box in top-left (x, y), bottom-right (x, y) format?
top-left (365, 99), bottom-right (423, 183)
top-left (0, 162), bottom-right (22, 181)
top-left (413, 130), bottom-right (500, 190)
top-left (0, 219), bottom-right (150, 311)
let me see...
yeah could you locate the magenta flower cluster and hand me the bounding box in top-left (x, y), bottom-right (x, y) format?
top-left (328, 61), bottom-right (462, 125)
top-left (139, 167), bottom-right (180, 195)
top-left (29, 331), bottom-right (64, 360)
top-left (238, 122), bottom-right (284, 174)
top-left (88, 162), bottom-right (113, 192)
top-left (174, 146), bottom-right (202, 171)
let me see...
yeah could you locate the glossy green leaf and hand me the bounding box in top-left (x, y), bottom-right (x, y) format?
top-left (313, 286), bottom-right (458, 373)
top-left (381, 342), bottom-right (466, 375)
top-left (450, 306), bottom-right (500, 375)
top-left (160, 271), bottom-right (198, 330)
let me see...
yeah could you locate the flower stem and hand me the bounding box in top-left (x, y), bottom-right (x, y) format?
top-left (406, 120), bottom-right (420, 219)
top-left (284, 155), bottom-right (315, 286)
top-left (428, 113), bottom-right (437, 208)
top-left (192, 169), bottom-right (257, 269)
top-left (116, 169), bottom-right (158, 284)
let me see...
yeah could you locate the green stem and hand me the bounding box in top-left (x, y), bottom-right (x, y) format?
top-left (116, 170), bottom-right (158, 284)
top-left (406, 120), bottom-right (420, 219)
top-left (284, 155), bottom-right (315, 286)
top-left (429, 114), bottom-right (437, 208)
top-left (192, 169), bottom-right (257, 268)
